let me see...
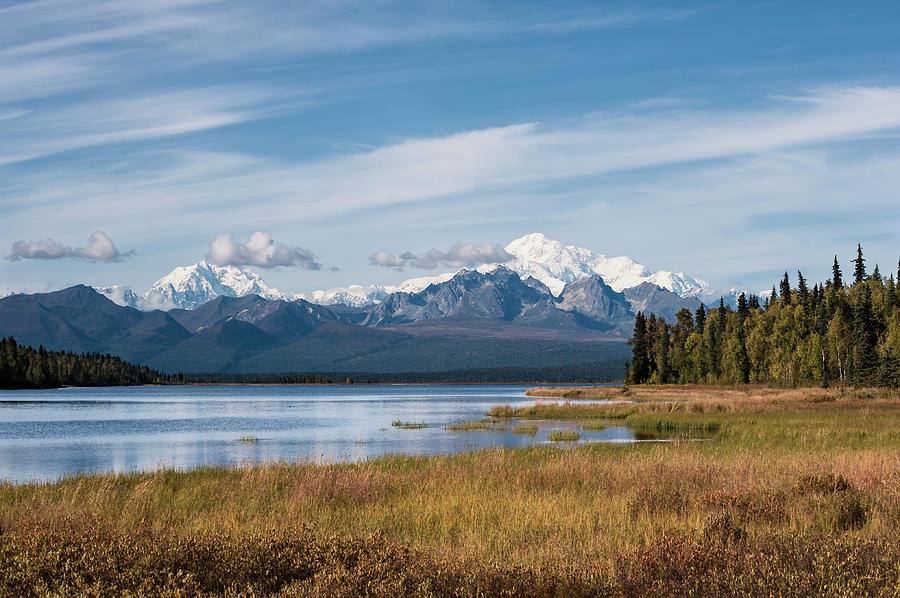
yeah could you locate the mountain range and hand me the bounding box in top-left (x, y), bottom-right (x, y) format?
top-left (93, 233), bottom-right (713, 311)
top-left (0, 260), bottom-right (702, 375)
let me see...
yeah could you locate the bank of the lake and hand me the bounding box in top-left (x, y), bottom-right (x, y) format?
top-left (3, 386), bottom-right (900, 596)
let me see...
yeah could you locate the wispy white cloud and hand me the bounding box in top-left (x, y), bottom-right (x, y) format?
top-left (0, 87), bottom-right (278, 166)
top-left (2, 84), bottom-right (899, 296)
top-left (7, 231), bottom-right (133, 262)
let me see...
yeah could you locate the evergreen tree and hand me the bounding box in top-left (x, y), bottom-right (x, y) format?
top-left (655, 325), bottom-right (670, 384)
top-left (853, 243), bottom-right (866, 284)
top-left (749, 294), bottom-right (760, 310)
top-left (833, 255), bottom-right (843, 289)
top-left (629, 312), bottom-right (651, 384)
top-left (694, 304), bottom-right (706, 334)
top-left (780, 272), bottom-right (792, 305)
top-left (815, 295), bottom-right (829, 337)
top-left (797, 271), bottom-right (809, 304)
top-left (877, 347), bottom-right (900, 389)
top-left (852, 283), bottom-right (878, 385)
top-left (872, 264), bottom-right (881, 282)
top-left (718, 298), bottom-right (727, 336)
top-left (705, 317), bottom-right (721, 380)
top-left (737, 292), bottom-right (749, 321)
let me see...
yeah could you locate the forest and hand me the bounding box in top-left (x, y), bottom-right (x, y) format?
top-left (629, 245), bottom-right (900, 388)
top-left (0, 337), bottom-right (176, 389)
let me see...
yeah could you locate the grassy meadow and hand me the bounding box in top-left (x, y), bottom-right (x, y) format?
top-left (4, 385), bottom-right (900, 596)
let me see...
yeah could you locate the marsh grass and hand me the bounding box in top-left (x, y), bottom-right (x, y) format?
top-left (445, 418), bottom-right (503, 431)
top-left (548, 429), bottom-right (581, 442)
top-left (391, 421), bottom-right (427, 429)
top-left (5, 386), bottom-right (900, 596)
top-left (511, 423), bottom-right (539, 436)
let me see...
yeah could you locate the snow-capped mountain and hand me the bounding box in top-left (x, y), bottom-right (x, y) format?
top-left (300, 234), bottom-right (709, 308)
top-left (95, 233), bottom-right (716, 312)
top-left (96, 261), bottom-right (286, 310)
top-left (94, 285), bottom-right (142, 308)
top-left (295, 271), bottom-right (459, 307)
top-left (488, 233), bottom-right (709, 297)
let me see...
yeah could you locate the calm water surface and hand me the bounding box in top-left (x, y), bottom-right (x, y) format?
top-left (0, 384), bottom-right (640, 483)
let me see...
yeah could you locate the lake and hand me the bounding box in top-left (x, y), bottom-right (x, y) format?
top-left (0, 384), bottom-right (645, 484)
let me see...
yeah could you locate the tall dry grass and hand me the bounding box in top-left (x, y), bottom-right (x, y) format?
top-left (4, 386), bottom-right (900, 595)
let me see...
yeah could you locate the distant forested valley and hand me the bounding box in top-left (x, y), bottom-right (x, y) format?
top-left (628, 245), bottom-right (900, 388)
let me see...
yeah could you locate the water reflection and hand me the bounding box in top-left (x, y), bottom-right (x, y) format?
top-left (1, 384), bottom-right (682, 483)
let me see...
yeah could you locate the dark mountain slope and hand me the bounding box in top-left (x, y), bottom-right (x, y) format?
top-left (622, 282), bottom-right (704, 324)
top-left (0, 286), bottom-right (186, 355)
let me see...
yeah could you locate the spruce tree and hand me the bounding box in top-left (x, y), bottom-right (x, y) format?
top-left (629, 312), bottom-right (651, 384)
top-left (718, 297), bottom-right (727, 332)
top-left (695, 304), bottom-right (706, 334)
top-left (737, 292), bottom-right (749, 321)
top-left (872, 264), bottom-right (881, 282)
top-left (853, 243), bottom-right (866, 284)
top-left (833, 255), bottom-right (843, 289)
top-left (852, 283), bottom-right (877, 385)
top-left (797, 271), bottom-right (808, 304)
top-left (779, 272), bottom-right (792, 306)
top-left (877, 348), bottom-right (900, 389)
top-left (749, 294), bottom-right (760, 309)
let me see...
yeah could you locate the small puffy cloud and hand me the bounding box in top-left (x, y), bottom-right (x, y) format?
top-left (7, 231), bottom-right (133, 262)
top-left (207, 231), bottom-right (321, 270)
top-left (370, 242), bottom-right (514, 271)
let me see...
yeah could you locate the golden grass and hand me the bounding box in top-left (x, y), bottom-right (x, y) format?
top-left (4, 386), bottom-right (900, 595)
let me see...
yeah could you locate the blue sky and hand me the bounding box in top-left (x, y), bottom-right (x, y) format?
top-left (2, 0), bottom-right (899, 297)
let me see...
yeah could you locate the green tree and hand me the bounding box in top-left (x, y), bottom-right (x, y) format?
top-left (853, 243), bottom-right (866, 285)
top-left (780, 272), bottom-right (792, 305)
top-left (877, 347), bottom-right (900, 388)
top-left (852, 283), bottom-right (878, 385)
top-left (629, 312), bottom-right (651, 384)
top-left (737, 292), bottom-right (749, 321)
top-left (833, 255), bottom-right (843, 289)
top-left (694, 304), bottom-right (706, 334)
top-left (655, 325), bottom-right (671, 384)
top-left (797, 271), bottom-right (809, 304)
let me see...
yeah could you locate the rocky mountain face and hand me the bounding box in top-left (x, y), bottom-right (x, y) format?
top-left (622, 282), bottom-right (704, 325)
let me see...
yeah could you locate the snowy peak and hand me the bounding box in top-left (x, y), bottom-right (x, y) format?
top-left (141, 261), bottom-right (285, 310)
top-left (497, 232), bottom-right (709, 298)
top-left (295, 271), bottom-right (460, 307)
top-left (301, 233), bottom-right (709, 308)
top-left (94, 285), bottom-right (142, 308)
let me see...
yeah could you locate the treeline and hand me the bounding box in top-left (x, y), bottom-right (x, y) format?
top-left (0, 337), bottom-right (177, 389)
top-left (629, 245), bottom-right (900, 388)
top-left (182, 373), bottom-right (333, 384)
top-left (182, 362), bottom-right (623, 384)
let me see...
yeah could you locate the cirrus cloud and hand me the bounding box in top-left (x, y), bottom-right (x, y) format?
top-left (207, 231), bottom-right (321, 270)
top-left (370, 242), bottom-right (514, 271)
top-left (7, 231), bottom-right (133, 262)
